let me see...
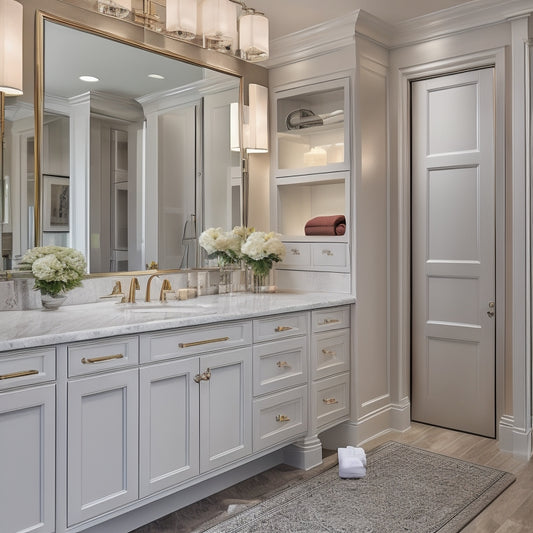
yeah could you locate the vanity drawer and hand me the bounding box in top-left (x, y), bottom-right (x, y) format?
top-left (279, 243), bottom-right (311, 268)
top-left (253, 312), bottom-right (308, 343)
top-left (140, 321), bottom-right (252, 363)
top-left (312, 373), bottom-right (350, 431)
top-left (253, 337), bottom-right (307, 396)
top-left (312, 306), bottom-right (350, 332)
top-left (0, 347), bottom-right (56, 391)
top-left (312, 328), bottom-right (350, 380)
top-left (68, 336), bottom-right (139, 377)
top-left (253, 386), bottom-right (307, 452)
top-left (311, 243), bottom-right (349, 270)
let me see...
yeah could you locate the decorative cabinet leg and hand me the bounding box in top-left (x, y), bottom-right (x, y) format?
top-left (284, 435), bottom-right (323, 470)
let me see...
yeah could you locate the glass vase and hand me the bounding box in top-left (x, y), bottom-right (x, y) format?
top-left (250, 268), bottom-right (276, 293)
top-left (40, 291), bottom-right (67, 310)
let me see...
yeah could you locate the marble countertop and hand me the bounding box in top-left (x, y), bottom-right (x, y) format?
top-left (0, 291), bottom-right (355, 352)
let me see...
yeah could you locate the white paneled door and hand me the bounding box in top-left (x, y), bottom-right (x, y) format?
top-left (411, 68), bottom-right (496, 438)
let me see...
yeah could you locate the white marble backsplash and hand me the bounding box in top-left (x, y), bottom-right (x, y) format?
top-left (0, 270), bottom-right (223, 311)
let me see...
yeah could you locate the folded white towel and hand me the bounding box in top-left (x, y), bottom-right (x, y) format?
top-left (338, 446), bottom-right (367, 478)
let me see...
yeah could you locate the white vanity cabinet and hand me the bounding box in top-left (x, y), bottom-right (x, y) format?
top-left (66, 338), bottom-right (140, 526)
top-left (139, 323), bottom-right (252, 497)
top-left (0, 347), bottom-right (56, 533)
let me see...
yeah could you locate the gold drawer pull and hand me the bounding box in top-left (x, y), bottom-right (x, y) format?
top-left (323, 397), bottom-right (339, 405)
top-left (322, 349), bottom-right (337, 357)
top-left (276, 415), bottom-right (290, 422)
top-left (179, 337), bottom-right (229, 348)
top-left (81, 353), bottom-right (124, 364)
top-left (290, 248), bottom-right (301, 255)
top-left (320, 318), bottom-right (340, 325)
top-left (0, 369), bottom-right (39, 380)
top-left (277, 361), bottom-right (291, 368)
top-left (322, 249), bottom-right (334, 256)
top-left (275, 326), bottom-right (292, 332)
top-left (193, 368), bottom-right (212, 383)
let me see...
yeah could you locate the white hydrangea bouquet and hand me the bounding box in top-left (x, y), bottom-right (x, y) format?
top-left (19, 245), bottom-right (87, 296)
top-left (199, 226), bottom-right (251, 266)
top-left (241, 231), bottom-right (286, 277)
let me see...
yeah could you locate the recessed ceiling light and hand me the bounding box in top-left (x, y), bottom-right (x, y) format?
top-left (79, 75), bottom-right (99, 83)
top-left (148, 74), bottom-right (165, 80)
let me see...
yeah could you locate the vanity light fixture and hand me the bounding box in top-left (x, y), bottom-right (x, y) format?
top-left (199, 0), bottom-right (237, 52)
top-left (0, 0), bottom-right (23, 96)
top-left (166, 0), bottom-right (197, 40)
top-left (237, 7), bottom-right (268, 61)
top-left (97, 0), bottom-right (132, 19)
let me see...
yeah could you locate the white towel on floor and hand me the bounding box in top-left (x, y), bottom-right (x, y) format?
top-left (338, 446), bottom-right (367, 478)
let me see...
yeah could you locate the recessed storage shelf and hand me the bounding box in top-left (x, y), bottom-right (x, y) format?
top-left (274, 77), bottom-right (350, 178)
top-left (275, 173), bottom-right (349, 240)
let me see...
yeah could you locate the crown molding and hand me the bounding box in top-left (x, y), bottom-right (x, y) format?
top-left (266, 1), bottom-right (533, 67)
top-left (391, 0), bottom-right (533, 48)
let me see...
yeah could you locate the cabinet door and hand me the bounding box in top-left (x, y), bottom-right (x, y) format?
top-left (139, 359), bottom-right (200, 497)
top-left (0, 384), bottom-right (55, 533)
top-left (199, 347), bottom-right (252, 472)
top-left (67, 369), bottom-right (138, 526)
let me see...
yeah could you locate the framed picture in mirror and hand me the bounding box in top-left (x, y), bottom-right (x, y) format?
top-left (43, 174), bottom-right (69, 232)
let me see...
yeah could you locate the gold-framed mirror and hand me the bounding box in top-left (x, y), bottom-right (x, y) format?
top-left (1, 0), bottom-right (267, 275)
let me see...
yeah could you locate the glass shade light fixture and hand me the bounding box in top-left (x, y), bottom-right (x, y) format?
top-left (0, 0), bottom-right (23, 96)
top-left (97, 0), bottom-right (132, 19)
top-left (166, 0), bottom-right (197, 40)
top-left (230, 84), bottom-right (268, 154)
top-left (238, 8), bottom-right (268, 61)
top-left (200, 0), bottom-right (237, 52)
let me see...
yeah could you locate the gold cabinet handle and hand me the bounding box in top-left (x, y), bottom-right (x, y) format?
top-left (275, 326), bottom-right (292, 332)
top-left (193, 368), bottom-right (211, 383)
top-left (81, 353), bottom-right (124, 364)
top-left (322, 349), bottom-right (337, 356)
top-left (0, 369), bottom-right (39, 380)
top-left (320, 318), bottom-right (340, 325)
top-left (290, 248), bottom-right (300, 255)
top-left (322, 249), bottom-right (334, 256)
top-left (277, 361), bottom-right (291, 368)
top-left (323, 397), bottom-right (339, 405)
top-left (179, 337), bottom-right (229, 348)
top-left (276, 415), bottom-right (290, 422)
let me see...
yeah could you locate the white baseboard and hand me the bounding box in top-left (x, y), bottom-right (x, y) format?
top-left (319, 402), bottom-right (411, 449)
top-left (498, 415), bottom-right (532, 458)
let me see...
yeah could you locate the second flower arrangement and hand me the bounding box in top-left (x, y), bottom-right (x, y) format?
top-left (199, 226), bottom-right (286, 292)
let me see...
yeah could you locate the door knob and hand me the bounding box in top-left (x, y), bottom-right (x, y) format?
top-left (487, 301), bottom-right (495, 318)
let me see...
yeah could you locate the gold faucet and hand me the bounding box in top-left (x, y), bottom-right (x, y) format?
top-left (145, 274), bottom-right (159, 302)
top-left (159, 279), bottom-right (172, 302)
top-left (124, 277), bottom-right (140, 303)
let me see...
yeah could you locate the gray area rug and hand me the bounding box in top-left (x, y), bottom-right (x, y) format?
top-left (201, 441), bottom-right (515, 533)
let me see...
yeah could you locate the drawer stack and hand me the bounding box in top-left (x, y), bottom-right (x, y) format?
top-left (310, 306), bottom-right (351, 433)
top-left (252, 312), bottom-right (309, 452)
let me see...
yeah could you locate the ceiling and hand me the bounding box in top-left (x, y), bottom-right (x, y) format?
top-left (250, 0), bottom-right (477, 40)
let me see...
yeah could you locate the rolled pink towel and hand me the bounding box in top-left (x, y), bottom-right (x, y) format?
top-left (305, 215), bottom-right (346, 236)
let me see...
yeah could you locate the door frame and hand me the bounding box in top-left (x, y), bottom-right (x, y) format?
top-left (396, 49), bottom-right (506, 439)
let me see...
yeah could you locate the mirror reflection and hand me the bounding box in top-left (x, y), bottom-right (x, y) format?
top-left (35, 18), bottom-right (242, 273)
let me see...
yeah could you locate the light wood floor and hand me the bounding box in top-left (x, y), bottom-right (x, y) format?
top-left (364, 423), bottom-right (533, 532)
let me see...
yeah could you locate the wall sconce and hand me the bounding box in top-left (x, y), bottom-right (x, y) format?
top-left (166, 0), bottom-right (197, 40)
top-left (97, 0), bottom-right (132, 19)
top-left (0, 0), bottom-right (23, 96)
top-left (230, 84), bottom-right (268, 154)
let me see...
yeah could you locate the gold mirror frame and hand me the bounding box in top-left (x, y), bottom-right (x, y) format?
top-left (31, 0), bottom-right (267, 276)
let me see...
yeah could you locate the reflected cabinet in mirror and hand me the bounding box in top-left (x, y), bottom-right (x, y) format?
top-left (39, 17), bottom-right (241, 273)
